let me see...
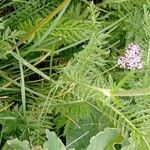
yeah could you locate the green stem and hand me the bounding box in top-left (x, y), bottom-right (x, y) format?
top-left (111, 88), bottom-right (150, 97)
top-left (50, 52), bottom-right (54, 80)
top-left (13, 39), bottom-right (26, 115)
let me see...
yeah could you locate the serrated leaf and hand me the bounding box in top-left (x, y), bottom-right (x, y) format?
top-left (43, 129), bottom-right (66, 150)
top-left (2, 138), bottom-right (30, 150)
top-left (87, 128), bottom-right (123, 150)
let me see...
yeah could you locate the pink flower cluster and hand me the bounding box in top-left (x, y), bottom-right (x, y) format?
top-left (118, 43), bottom-right (143, 70)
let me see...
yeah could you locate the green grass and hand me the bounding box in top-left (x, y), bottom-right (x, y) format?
top-left (0, 0), bottom-right (150, 149)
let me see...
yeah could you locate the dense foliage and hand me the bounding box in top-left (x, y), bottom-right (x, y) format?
top-left (0, 0), bottom-right (150, 149)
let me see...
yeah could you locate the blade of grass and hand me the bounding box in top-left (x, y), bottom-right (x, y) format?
top-left (10, 51), bottom-right (50, 81)
top-left (14, 39), bottom-right (26, 115)
top-left (111, 88), bottom-right (150, 97)
top-left (0, 117), bottom-right (16, 120)
top-left (0, 87), bottom-right (19, 91)
top-left (32, 0), bottom-right (70, 49)
top-left (0, 72), bottom-right (48, 99)
top-left (66, 131), bottom-right (89, 148)
top-left (0, 102), bottom-right (14, 113)
top-left (50, 51), bottom-right (54, 80)
top-left (0, 73), bottom-right (63, 102)
top-left (3, 39), bottom-right (87, 88)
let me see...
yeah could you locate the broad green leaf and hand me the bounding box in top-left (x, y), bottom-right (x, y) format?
top-left (43, 129), bottom-right (66, 150)
top-left (2, 138), bottom-right (30, 150)
top-left (87, 128), bottom-right (123, 150)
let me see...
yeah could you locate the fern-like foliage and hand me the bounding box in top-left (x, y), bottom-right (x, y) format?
top-left (103, 0), bottom-right (150, 11)
top-left (0, 0), bottom-right (150, 149)
top-left (0, 105), bottom-right (27, 142)
top-left (0, 27), bottom-right (24, 59)
top-left (4, 0), bottom-right (62, 28)
top-left (53, 29), bottom-right (150, 149)
top-left (17, 2), bottom-right (100, 55)
top-left (102, 0), bottom-right (150, 53)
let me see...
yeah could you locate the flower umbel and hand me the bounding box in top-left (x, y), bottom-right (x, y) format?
top-left (118, 43), bottom-right (143, 70)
